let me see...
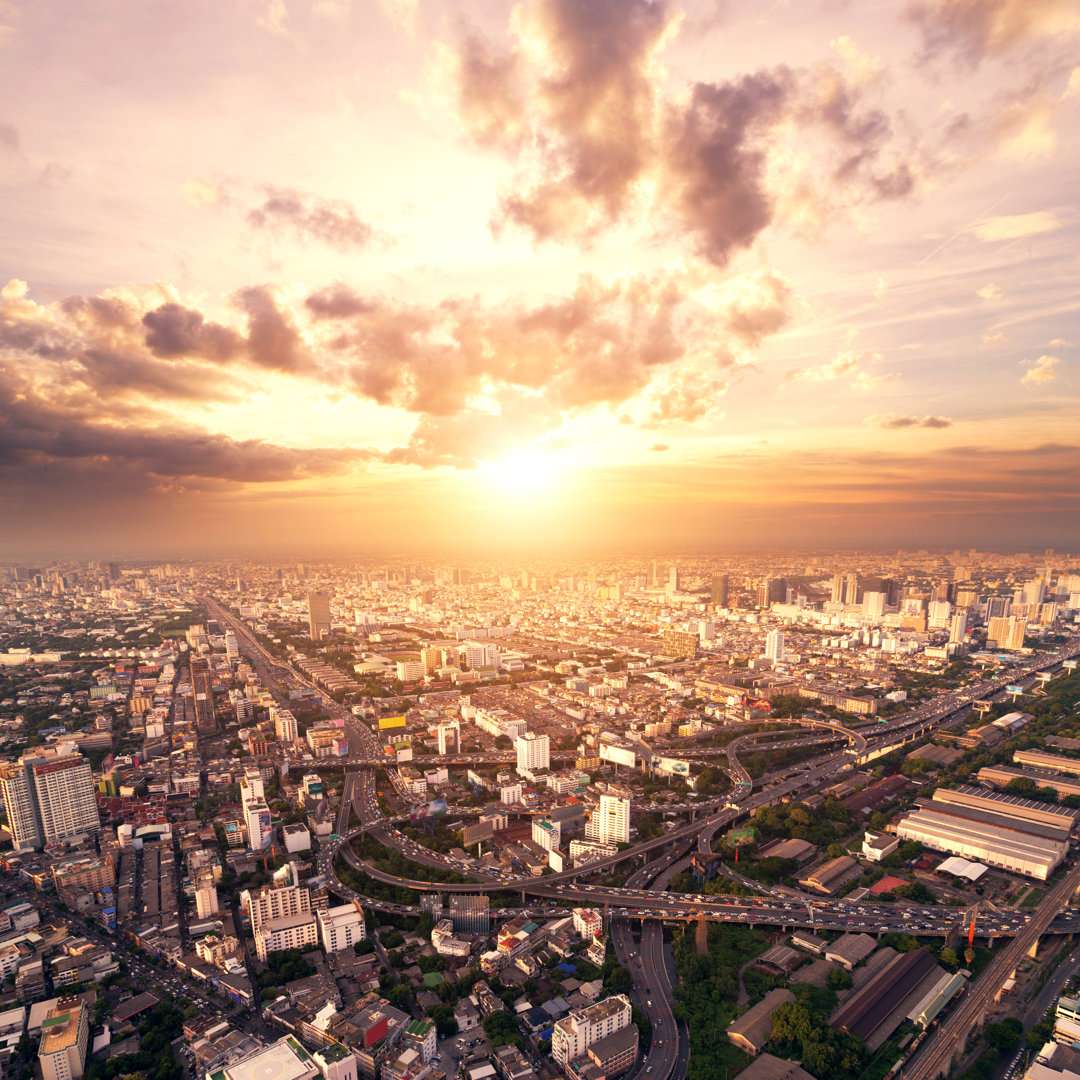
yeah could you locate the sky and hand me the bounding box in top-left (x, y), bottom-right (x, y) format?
top-left (1, 0), bottom-right (1079, 559)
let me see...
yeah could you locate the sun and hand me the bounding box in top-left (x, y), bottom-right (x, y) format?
top-left (477, 448), bottom-right (563, 495)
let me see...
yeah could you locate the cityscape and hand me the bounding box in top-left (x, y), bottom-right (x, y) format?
top-left (2, 6), bottom-right (1080, 1080)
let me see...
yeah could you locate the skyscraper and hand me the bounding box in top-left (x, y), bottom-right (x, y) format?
top-left (0, 749), bottom-right (100, 851)
top-left (987, 615), bottom-right (1027, 651)
top-left (308, 592), bottom-right (332, 640)
top-left (764, 629), bottom-right (785, 663)
top-left (190, 657), bottom-right (217, 734)
top-left (711, 573), bottom-right (729, 607)
top-left (585, 790), bottom-right (631, 845)
top-left (516, 732), bottom-right (550, 775)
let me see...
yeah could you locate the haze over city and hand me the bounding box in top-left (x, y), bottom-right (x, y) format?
top-left (1, 0), bottom-right (1078, 557)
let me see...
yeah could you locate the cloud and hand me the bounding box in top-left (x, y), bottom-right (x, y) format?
top-left (142, 303), bottom-right (244, 361)
top-left (976, 283), bottom-right (1002, 301)
top-left (1021, 354), bottom-right (1060, 384)
top-left (867, 413), bottom-right (953, 428)
top-left (904, 0), bottom-right (1080, 65)
top-left (246, 187), bottom-right (380, 250)
top-left (448, 1), bottom-right (921, 261)
top-left (982, 329), bottom-right (1007, 344)
top-left (648, 442), bottom-right (669, 452)
top-left (788, 350), bottom-right (883, 384)
top-left (231, 286), bottom-right (311, 373)
top-left (1048, 338), bottom-right (1074, 347)
top-left (973, 211), bottom-right (1061, 241)
top-left (0, 362), bottom-right (366, 488)
top-left (853, 370), bottom-right (897, 391)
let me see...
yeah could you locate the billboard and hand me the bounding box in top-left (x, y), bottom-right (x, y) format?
top-left (410, 798), bottom-right (448, 822)
top-left (599, 742), bottom-right (637, 769)
top-left (395, 743), bottom-right (413, 762)
top-left (462, 819), bottom-right (495, 845)
top-left (379, 715), bottom-right (407, 730)
top-left (729, 826), bottom-right (756, 846)
top-left (657, 758), bottom-right (690, 776)
top-left (1006, 685), bottom-right (1024, 694)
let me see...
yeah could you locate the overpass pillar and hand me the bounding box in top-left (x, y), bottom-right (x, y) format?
top-left (1028, 937), bottom-right (1040, 960)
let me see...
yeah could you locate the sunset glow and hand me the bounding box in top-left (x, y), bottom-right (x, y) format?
top-left (0, 0), bottom-right (1077, 557)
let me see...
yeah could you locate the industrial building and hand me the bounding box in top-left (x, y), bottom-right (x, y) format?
top-left (1014, 750), bottom-right (1080, 777)
top-left (934, 787), bottom-right (1079, 835)
top-left (727, 989), bottom-right (795, 1055)
top-left (831, 949), bottom-right (943, 1050)
top-left (895, 796), bottom-right (1067, 881)
top-left (797, 856), bottom-right (862, 895)
top-left (979, 766), bottom-right (1080, 801)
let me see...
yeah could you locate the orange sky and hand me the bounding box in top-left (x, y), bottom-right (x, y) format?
top-left (0, 0), bottom-right (1078, 556)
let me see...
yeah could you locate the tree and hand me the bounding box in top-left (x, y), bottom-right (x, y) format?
top-left (939, 947), bottom-right (959, 971)
top-left (426, 1003), bottom-right (458, 1037)
top-left (986, 1018), bottom-right (1023, 1054)
top-left (605, 965), bottom-right (632, 995)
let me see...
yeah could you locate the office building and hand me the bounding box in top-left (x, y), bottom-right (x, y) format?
top-left (585, 790), bottom-right (630, 846)
top-left (190, 658), bottom-right (217, 734)
top-left (245, 799), bottom-right (273, 851)
top-left (449, 894), bottom-right (490, 934)
top-left (308, 592), bottom-right (332, 641)
top-left (0, 749), bottom-right (100, 851)
top-left (764, 630), bottom-right (785, 663)
top-left (552, 995), bottom-right (633, 1069)
top-left (251, 882), bottom-right (315, 960)
top-left (949, 612), bottom-right (968, 644)
top-left (863, 591), bottom-right (886, 619)
top-left (38, 1001), bottom-right (88, 1080)
top-left (516, 733), bottom-right (550, 776)
top-left (711, 573), bottom-right (729, 607)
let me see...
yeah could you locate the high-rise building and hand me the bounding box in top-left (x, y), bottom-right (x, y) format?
top-left (240, 767), bottom-right (265, 812)
top-left (272, 707), bottom-right (298, 743)
top-left (552, 995), bottom-right (633, 1069)
top-left (317, 901), bottom-right (367, 953)
top-left (862, 591), bottom-right (886, 619)
top-left (661, 629), bottom-right (698, 660)
top-left (586, 790), bottom-right (630, 845)
top-left (710, 573), bottom-right (729, 607)
top-left (516, 732), bottom-right (550, 775)
top-left (764, 630), bottom-right (785, 663)
top-left (448, 894), bottom-right (490, 934)
top-left (194, 870), bottom-right (220, 918)
top-left (985, 596), bottom-right (1010, 619)
top-left (844, 573), bottom-right (860, 605)
top-left (830, 574), bottom-right (845, 604)
top-left (250, 881), bottom-right (314, 960)
top-left (0, 749), bottom-right (100, 851)
top-left (38, 1000), bottom-right (89, 1080)
top-left (245, 798), bottom-right (274, 851)
top-left (988, 615), bottom-right (1027, 651)
top-left (437, 721), bottom-right (460, 756)
top-left (667, 566), bottom-right (680, 594)
top-left (308, 592), bottom-right (332, 641)
top-left (224, 631), bottom-right (240, 661)
top-left (190, 658), bottom-right (217, 734)
top-left (949, 612), bottom-right (968, 644)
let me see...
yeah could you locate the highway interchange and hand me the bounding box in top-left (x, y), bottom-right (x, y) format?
top-left (207, 597), bottom-right (1080, 1080)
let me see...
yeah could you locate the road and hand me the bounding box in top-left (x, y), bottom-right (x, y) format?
top-left (904, 857), bottom-right (1080, 1080)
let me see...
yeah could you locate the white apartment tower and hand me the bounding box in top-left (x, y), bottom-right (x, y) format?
top-left (764, 630), bottom-right (785, 663)
top-left (272, 707), bottom-right (298, 743)
top-left (0, 750), bottom-right (100, 851)
top-left (586, 791), bottom-right (631, 845)
top-left (516, 733), bottom-right (550, 776)
top-left (38, 1001), bottom-right (89, 1080)
top-left (552, 995), bottom-right (632, 1068)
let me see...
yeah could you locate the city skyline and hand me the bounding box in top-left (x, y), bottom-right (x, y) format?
top-left (1, 0), bottom-right (1078, 556)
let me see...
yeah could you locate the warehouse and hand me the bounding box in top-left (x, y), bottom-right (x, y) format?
top-left (911, 796), bottom-right (1071, 844)
top-left (934, 787), bottom-right (1079, 835)
top-left (978, 766), bottom-right (1080, 801)
top-left (831, 948), bottom-right (940, 1049)
top-left (895, 805), bottom-right (1066, 880)
top-left (1014, 750), bottom-right (1080, 777)
top-left (797, 856), bottom-right (862, 895)
top-left (727, 989), bottom-right (795, 1056)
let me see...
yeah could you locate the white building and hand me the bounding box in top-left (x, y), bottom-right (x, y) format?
top-left (38, 1002), bottom-right (88, 1080)
top-left (432, 920), bottom-right (472, 958)
top-left (245, 798), bottom-right (274, 852)
top-left (552, 995), bottom-right (632, 1068)
top-left (516, 733), bottom-right (550, 777)
top-left (283, 824), bottom-right (312, 853)
top-left (585, 791), bottom-right (630, 846)
top-left (194, 871), bottom-right (220, 918)
top-left (764, 630), bottom-right (785, 663)
top-left (317, 902), bottom-right (367, 953)
top-left (437, 721), bottom-right (460, 756)
top-left (256, 911), bottom-right (319, 960)
top-left (0, 749), bottom-right (100, 851)
top-left (273, 707), bottom-right (298, 743)
top-left (251, 882), bottom-right (313, 959)
top-left (531, 818), bottom-right (561, 852)
top-left (500, 783), bottom-right (523, 806)
top-left (572, 908), bottom-right (603, 940)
